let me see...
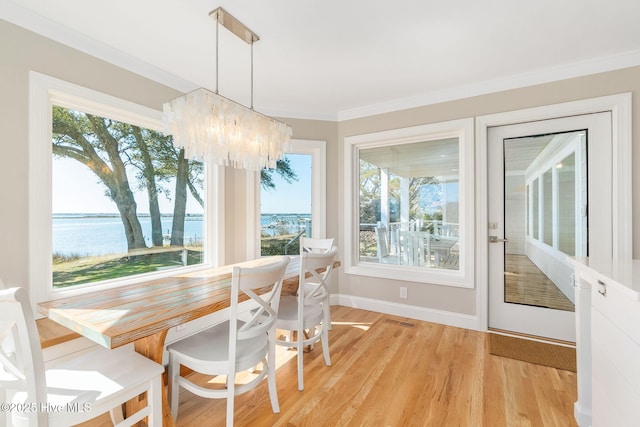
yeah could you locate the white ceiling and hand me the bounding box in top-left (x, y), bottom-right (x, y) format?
top-left (3, 0), bottom-right (640, 120)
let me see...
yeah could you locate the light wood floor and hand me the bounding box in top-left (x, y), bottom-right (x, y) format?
top-left (81, 305), bottom-right (577, 426)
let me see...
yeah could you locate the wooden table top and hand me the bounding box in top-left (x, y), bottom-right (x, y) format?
top-left (38, 256), bottom-right (330, 350)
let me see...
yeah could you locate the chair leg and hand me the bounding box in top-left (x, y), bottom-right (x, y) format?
top-left (297, 328), bottom-right (304, 391)
top-left (226, 372), bottom-right (235, 427)
top-left (168, 356), bottom-right (180, 421)
top-left (323, 303), bottom-right (332, 330)
top-left (148, 376), bottom-right (162, 427)
top-left (267, 339), bottom-right (280, 413)
top-left (0, 390), bottom-right (6, 427)
top-left (109, 404), bottom-right (125, 425)
top-left (321, 325), bottom-right (331, 367)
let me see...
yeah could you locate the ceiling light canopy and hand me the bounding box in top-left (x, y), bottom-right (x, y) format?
top-left (163, 7), bottom-right (292, 170)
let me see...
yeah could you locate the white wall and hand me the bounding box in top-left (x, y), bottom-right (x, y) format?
top-left (2, 18), bottom-right (640, 330)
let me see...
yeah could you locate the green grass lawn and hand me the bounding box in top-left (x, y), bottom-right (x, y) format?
top-left (53, 234), bottom-right (310, 288)
top-left (53, 249), bottom-right (203, 288)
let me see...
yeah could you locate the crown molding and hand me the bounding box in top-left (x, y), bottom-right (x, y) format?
top-left (337, 49), bottom-right (640, 121)
top-left (0, 0), bottom-right (197, 94)
top-left (3, 0), bottom-right (640, 122)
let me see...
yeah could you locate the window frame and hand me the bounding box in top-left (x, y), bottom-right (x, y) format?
top-left (343, 118), bottom-right (475, 288)
top-left (248, 139), bottom-right (327, 259)
top-left (28, 71), bottom-right (224, 310)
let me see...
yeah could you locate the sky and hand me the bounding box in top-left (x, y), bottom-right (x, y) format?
top-left (52, 153), bottom-right (312, 215)
top-left (260, 154), bottom-right (312, 214)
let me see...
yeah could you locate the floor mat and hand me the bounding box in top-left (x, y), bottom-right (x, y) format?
top-left (489, 333), bottom-right (576, 372)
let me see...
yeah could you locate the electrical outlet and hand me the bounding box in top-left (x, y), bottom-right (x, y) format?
top-left (400, 287), bottom-right (408, 299)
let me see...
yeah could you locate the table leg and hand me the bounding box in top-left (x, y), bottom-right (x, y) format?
top-left (129, 330), bottom-right (175, 427)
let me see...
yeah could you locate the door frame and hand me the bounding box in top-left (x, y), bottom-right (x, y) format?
top-left (475, 93), bottom-right (632, 332)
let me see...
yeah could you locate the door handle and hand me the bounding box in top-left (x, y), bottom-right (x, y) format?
top-left (597, 280), bottom-right (607, 297)
top-left (489, 236), bottom-right (508, 243)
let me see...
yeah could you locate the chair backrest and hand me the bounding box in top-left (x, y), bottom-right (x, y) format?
top-left (229, 256), bottom-right (290, 343)
top-left (374, 226), bottom-right (390, 259)
top-left (298, 239), bottom-right (338, 306)
top-left (399, 231), bottom-right (425, 266)
top-left (0, 287), bottom-right (47, 426)
top-left (300, 237), bottom-right (334, 254)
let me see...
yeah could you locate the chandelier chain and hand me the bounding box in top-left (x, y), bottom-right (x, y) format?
top-left (250, 41), bottom-right (254, 110)
top-left (215, 17), bottom-right (219, 94)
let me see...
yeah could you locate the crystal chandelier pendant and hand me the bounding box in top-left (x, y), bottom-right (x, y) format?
top-left (162, 7), bottom-right (292, 171)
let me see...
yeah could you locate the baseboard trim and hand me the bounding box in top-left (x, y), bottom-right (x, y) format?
top-left (330, 294), bottom-right (479, 331)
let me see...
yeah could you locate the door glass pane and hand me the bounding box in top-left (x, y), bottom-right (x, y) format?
top-left (525, 184), bottom-right (529, 236)
top-left (543, 170), bottom-right (553, 246)
top-left (358, 138), bottom-right (460, 270)
top-left (260, 154), bottom-right (312, 255)
top-left (503, 131), bottom-right (586, 312)
top-left (532, 179), bottom-right (539, 240)
top-left (558, 153), bottom-right (576, 255)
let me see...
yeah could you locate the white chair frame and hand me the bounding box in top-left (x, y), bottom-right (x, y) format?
top-left (167, 256), bottom-right (290, 427)
top-left (0, 286), bottom-right (164, 427)
top-left (276, 238), bottom-right (337, 391)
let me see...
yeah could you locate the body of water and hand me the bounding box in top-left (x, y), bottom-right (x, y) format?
top-left (260, 213), bottom-right (311, 237)
top-left (53, 214), bottom-right (204, 256)
top-left (53, 213), bottom-right (310, 256)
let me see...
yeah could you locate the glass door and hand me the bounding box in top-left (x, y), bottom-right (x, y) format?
top-left (488, 112), bottom-right (612, 341)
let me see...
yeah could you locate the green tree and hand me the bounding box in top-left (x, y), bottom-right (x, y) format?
top-left (359, 159), bottom-right (381, 224)
top-left (358, 159), bottom-right (440, 225)
top-left (53, 105), bottom-right (295, 252)
top-left (260, 158), bottom-right (297, 190)
top-left (128, 127), bottom-right (202, 247)
top-left (52, 107), bottom-right (147, 251)
top-left (52, 106), bottom-right (206, 252)
top-left (130, 126), bottom-right (164, 247)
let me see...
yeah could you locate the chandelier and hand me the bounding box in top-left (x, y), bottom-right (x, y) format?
top-left (163, 7), bottom-right (292, 170)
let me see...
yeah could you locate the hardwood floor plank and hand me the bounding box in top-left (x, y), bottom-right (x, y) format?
top-left (78, 305), bottom-right (577, 426)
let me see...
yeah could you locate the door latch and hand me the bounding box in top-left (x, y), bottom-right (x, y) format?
top-left (489, 236), bottom-right (508, 243)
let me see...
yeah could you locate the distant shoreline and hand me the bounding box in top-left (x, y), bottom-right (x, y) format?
top-left (52, 213), bottom-right (311, 257)
top-left (52, 213), bottom-right (203, 218)
top-left (52, 212), bottom-right (310, 218)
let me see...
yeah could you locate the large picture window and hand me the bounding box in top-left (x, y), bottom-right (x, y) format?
top-left (344, 119), bottom-right (474, 287)
top-left (256, 140), bottom-right (326, 257)
top-left (358, 138), bottom-right (460, 270)
top-left (29, 72), bottom-right (222, 306)
top-left (51, 106), bottom-right (205, 288)
top-left (260, 153), bottom-right (312, 255)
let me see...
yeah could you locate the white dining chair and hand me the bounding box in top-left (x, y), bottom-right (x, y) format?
top-left (0, 286), bottom-right (164, 427)
top-left (276, 239), bottom-right (338, 391)
top-left (300, 238), bottom-right (335, 329)
top-left (167, 256), bottom-right (290, 427)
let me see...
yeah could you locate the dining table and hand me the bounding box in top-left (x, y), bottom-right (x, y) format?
top-left (38, 255), bottom-right (339, 426)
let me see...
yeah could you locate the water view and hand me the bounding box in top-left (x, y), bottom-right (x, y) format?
top-left (53, 214), bottom-right (203, 257)
top-left (53, 213), bottom-right (311, 257)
